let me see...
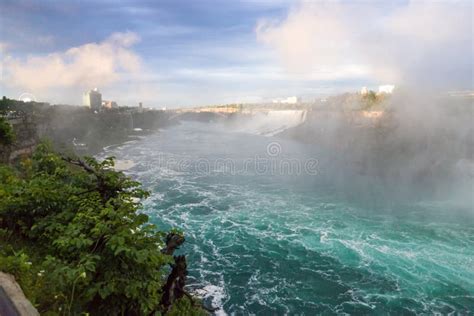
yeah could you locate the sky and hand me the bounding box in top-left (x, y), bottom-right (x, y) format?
top-left (0, 0), bottom-right (472, 107)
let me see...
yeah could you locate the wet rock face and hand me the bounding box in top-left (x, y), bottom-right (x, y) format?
top-left (0, 272), bottom-right (39, 316)
top-left (0, 115), bottom-right (40, 164)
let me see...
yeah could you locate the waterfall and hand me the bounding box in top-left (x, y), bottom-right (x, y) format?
top-left (234, 110), bottom-right (307, 136)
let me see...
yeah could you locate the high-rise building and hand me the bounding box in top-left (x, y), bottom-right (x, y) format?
top-left (83, 88), bottom-right (102, 110)
top-left (102, 100), bottom-right (118, 109)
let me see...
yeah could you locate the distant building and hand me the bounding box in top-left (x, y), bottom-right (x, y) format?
top-left (102, 100), bottom-right (118, 109)
top-left (360, 87), bottom-right (369, 95)
top-left (272, 96), bottom-right (300, 104)
top-left (378, 85), bottom-right (395, 94)
top-left (83, 88), bottom-right (102, 110)
top-left (283, 96), bottom-right (300, 104)
top-left (362, 111), bottom-right (384, 119)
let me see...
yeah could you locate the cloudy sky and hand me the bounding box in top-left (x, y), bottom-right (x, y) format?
top-left (0, 0), bottom-right (472, 107)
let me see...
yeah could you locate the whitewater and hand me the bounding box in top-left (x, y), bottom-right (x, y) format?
top-left (99, 122), bottom-right (474, 314)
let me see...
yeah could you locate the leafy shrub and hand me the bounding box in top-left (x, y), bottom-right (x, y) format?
top-left (0, 143), bottom-right (203, 315)
top-left (361, 90), bottom-right (386, 111)
top-left (0, 117), bottom-right (15, 145)
top-left (168, 298), bottom-right (207, 316)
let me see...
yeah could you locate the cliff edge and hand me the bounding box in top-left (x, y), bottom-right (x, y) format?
top-left (0, 272), bottom-right (39, 316)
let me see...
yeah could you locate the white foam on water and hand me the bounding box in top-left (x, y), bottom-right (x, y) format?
top-left (114, 159), bottom-right (136, 171)
top-left (194, 283), bottom-right (228, 316)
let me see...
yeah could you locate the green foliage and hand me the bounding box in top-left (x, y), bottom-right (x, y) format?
top-left (0, 96), bottom-right (40, 115)
top-left (167, 298), bottom-right (207, 316)
top-left (0, 117), bottom-right (15, 145)
top-left (361, 90), bottom-right (385, 110)
top-left (367, 90), bottom-right (377, 102)
top-left (0, 245), bottom-right (34, 292)
top-left (0, 143), bottom-right (202, 315)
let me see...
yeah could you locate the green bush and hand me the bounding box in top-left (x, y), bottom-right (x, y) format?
top-left (0, 117), bottom-right (15, 145)
top-left (360, 90), bottom-right (387, 111)
top-left (0, 143), bottom-right (203, 315)
top-left (168, 298), bottom-right (207, 316)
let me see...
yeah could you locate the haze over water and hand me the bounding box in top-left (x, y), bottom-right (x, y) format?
top-left (101, 122), bottom-right (474, 314)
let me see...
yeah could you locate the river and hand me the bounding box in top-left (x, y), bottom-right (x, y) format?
top-left (99, 122), bottom-right (474, 314)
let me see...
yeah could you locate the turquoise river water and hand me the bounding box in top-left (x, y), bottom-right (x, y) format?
top-left (101, 122), bottom-right (474, 315)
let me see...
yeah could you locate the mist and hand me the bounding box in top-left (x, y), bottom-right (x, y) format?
top-left (256, 0), bottom-right (473, 90)
top-left (200, 90), bottom-right (473, 211)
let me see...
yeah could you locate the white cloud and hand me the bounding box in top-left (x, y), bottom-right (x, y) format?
top-left (256, 3), bottom-right (355, 73)
top-left (256, 1), bottom-right (473, 88)
top-left (106, 31), bottom-right (140, 47)
top-left (2, 31), bottom-right (142, 92)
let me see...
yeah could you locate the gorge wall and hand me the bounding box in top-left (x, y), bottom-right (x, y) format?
top-left (0, 115), bottom-right (42, 164)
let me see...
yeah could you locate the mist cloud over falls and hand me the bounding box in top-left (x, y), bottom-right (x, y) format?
top-left (256, 1), bottom-right (473, 89)
top-left (277, 92), bottom-right (473, 209)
